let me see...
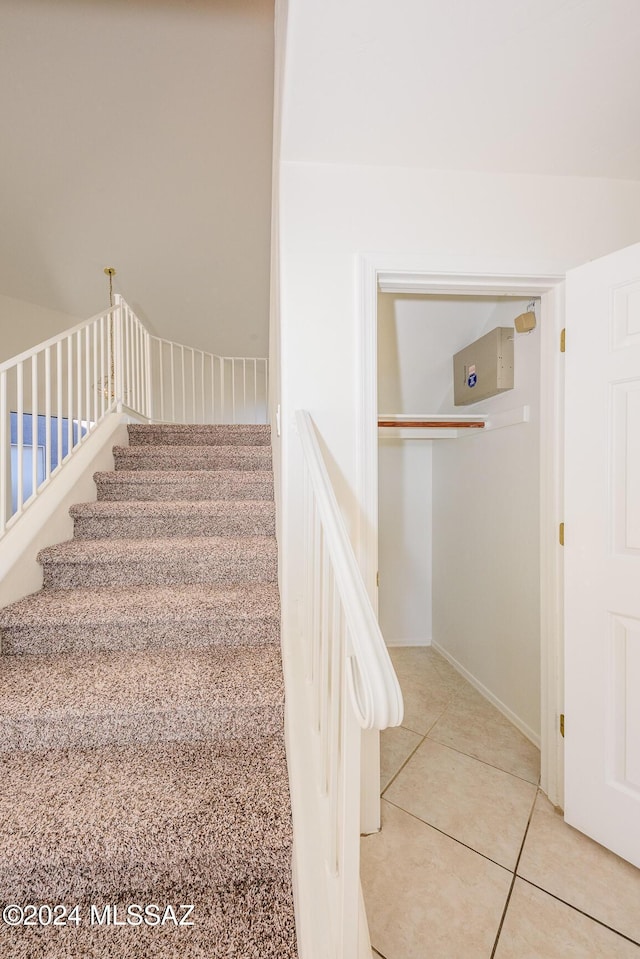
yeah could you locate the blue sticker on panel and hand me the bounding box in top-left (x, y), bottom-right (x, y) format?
top-left (467, 372), bottom-right (477, 388)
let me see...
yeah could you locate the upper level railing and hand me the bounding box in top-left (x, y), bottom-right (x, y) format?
top-left (295, 409), bottom-right (403, 957)
top-left (0, 295), bottom-right (268, 538)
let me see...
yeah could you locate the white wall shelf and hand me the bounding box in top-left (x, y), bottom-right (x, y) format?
top-left (378, 407), bottom-right (529, 439)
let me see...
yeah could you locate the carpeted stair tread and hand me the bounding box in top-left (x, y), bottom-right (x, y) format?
top-left (127, 423), bottom-right (271, 446)
top-left (0, 736), bottom-right (293, 901)
top-left (113, 444), bottom-right (272, 471)
top-left (38, 536), bottom-right (278, 588)
top-left (0, 584), bottom-right (280, 654)
top-left (0, 646), bottom-right (284, 750)
top-left (95, 469), bottom-right (274, 501)
top-left (0, 883), bottom-right (297, 958)
top-left (70, 499), bottom-right (276, 538)
top-left (0, 582), bottom-right (280, 628)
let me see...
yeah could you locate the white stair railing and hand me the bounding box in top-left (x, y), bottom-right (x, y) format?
top-left (295, 410), bottom-right (403, 957)
top-left (0, 295), bottom-right (268, 538)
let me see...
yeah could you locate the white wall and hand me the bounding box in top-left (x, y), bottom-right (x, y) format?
top-left (0, 293), bottom-right (81, 362)
top-left (377, 293), bottom-right (498, 647)
top-left (275, 161), bottom-right (640, 721)
top-left (280, 0), bottom-right (640, 181)
top-left (431, 298), bottom-right (541, 739)
top-left (378, 439), bottom-right (432, 645)
top-left (0, 0), bottom-right (274, 358)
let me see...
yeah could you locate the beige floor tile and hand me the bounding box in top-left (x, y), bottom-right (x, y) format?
top-left (427, 647), bottom-right (472, 691)
top-left (389, 646), bottom-right (467, 692)
top-left (518, 793), bottom-right (640, 944)
top-left (428, 683), bottom-right (540, 783)
top-left (361, 800), bottom-right (511, 959)
top-left (387, 647), bottom-right (458, 734)
top-left (380, 725), bottom-right (423, 792)
top-left (384, 739), bottom-right (537, 869)
top-left (494, 879), bottom-right (640, 958)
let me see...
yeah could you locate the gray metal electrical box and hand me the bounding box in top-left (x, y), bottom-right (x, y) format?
top-left (453, 326), bottom-right (514, 406)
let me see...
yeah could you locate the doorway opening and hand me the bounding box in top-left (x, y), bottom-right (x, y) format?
top-left (377, 291), bottom-right (542, 745)
top-left (357, 259), bottom-right (565, 806)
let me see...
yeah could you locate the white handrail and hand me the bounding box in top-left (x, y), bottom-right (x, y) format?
top-left (297, 410), bottom-right (403, 729)
top-left (0, 295), bottom-right (268, 539)
top-left (295, 409), bottom-right (403, 957)
top-left (0, 308), bottom-right (115, 375)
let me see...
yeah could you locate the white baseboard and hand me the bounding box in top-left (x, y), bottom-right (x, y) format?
top-left (384, 637), bottom-right (432, 648)
top-left (431, 641), bottom-right (540, 748)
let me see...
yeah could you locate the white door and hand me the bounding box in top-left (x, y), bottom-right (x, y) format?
top-left (565, 241), bottom-right (640, 867)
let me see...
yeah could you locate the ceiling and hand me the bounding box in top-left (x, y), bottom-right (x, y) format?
top-left (0, 0), bottom-right (274, 356)
top-left (3, 0), bottom-right (639, 358)
top-left (282, 0), bottom-right (640, 180)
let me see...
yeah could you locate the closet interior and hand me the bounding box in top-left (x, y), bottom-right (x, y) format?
top-left (377, 292), bottom-right (542, 743)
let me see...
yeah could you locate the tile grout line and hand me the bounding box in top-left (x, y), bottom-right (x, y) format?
top-left (382, 673), bottom-right (485, 781)
top-left (385, 727), bottom-right (539, 797)
top-left (399, 713), bottom-right (539, 787)
top-left (516, 876), bottom-right (640, 948)
top-left (381, 731), bottom-right (429, 796)
top-left (489, 787), bottom-right (539, 959)
top-left (425, 733), bottom-right (540, 786)
top-left (380, 712), bottom-right (448, 796)
top-left (382, 797), bottom-right (513, 876)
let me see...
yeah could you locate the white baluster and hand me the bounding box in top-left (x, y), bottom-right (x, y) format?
top-left (45, 347), bottom-right (51, 483)
top-left (76, 331), bottom-right (82, 448)
top-left (31, 354), bottom-right (38, 500)
top-left (66, 336), bottom-right (73, 461)
top-left (16, 362), bottom-right (24, 514)
top-left (84, 325), bottom-right (90, 433)
top-left (181, 345), bottom-right (186, 423)
top-left (200, 352), bottom-right (205, 424)
top-left (56, 341), bottom-right (63, 471)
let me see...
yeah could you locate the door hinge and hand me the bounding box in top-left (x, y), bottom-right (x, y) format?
top-left (560, 328), bottom-right (566, 353)
top-left (560, 713), bottom-right (565, 737)
top-left (376, 570), bottom-right (379, 587)
top-left (559, 522), bottom-right (565, 546)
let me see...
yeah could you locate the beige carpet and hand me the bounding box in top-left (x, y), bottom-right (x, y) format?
top-left (0, 424), bottom-right (297, 958)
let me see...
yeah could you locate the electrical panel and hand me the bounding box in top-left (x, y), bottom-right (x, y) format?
top-left (453, 326), bottom-right (514, 406)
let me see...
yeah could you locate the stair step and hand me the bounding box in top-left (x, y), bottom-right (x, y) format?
top-left (127, 423), bottom-right (271, 447)
top-left (70, 500), bottom-right (276, 539)
top-left (0, 646), bottom-right (284, 751)
top-left (0, 420), bottom-right (296, 956)
top-left (0, 883), bottom-right (297, 958)
top-left (113, 444), bottom-right (272, 471)
top-left (95, 469), bottom-right (274, 502)
top-left (0, 736), bottom-right (294, 903)
top-left (38, 536), bottom-right (277, 589)
top-left (0, 583), bottom-right (280, 655)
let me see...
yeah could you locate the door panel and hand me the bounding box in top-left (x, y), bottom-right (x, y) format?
top-left (565, 242), bottom-right (640, 868)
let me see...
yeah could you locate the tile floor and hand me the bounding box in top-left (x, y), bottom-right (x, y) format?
top-left (361, 646), bottom-right (640, 959)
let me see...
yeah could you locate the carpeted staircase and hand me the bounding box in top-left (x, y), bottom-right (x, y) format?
top-left (0, 424), bottom-right (297, 958)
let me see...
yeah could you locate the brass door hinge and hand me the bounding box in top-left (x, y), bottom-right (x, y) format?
top-left (559, 522), bottom-right (565, 546)
top-left (560, 328), bottom-right (566, 353)
top-left (376, 571), bottom-right (379, 587)
top-left (560, 713), bottom-right (565, 737)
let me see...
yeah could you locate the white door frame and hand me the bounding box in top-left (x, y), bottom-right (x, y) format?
top-left (356, 253), bottom-right (566, 806)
